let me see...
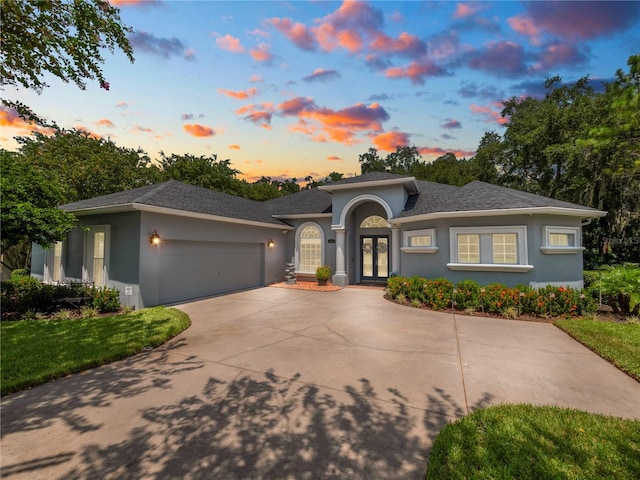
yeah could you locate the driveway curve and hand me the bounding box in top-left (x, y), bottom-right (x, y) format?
top-left (2, 286), bottom-right (639, 479)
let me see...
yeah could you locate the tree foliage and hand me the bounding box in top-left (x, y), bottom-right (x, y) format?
top-left (1, 0), bottom-right (134, 123)
top-left (16, 129), bottom-right (153, 202)
top-left (474, 54), bottom-right (640, 266)
top-left (0, 150), bottom-right (76, 270)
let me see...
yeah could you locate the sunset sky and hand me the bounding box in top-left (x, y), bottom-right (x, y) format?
top-left (2, 0), bottom-right (639, 182)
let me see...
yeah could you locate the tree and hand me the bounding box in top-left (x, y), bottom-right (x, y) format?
top-left (1, 150), bottom-right (76, 272)
top-left (1, 0), bottom-right (134, 123)
top-left (411, 152), bottom-right (476, 186)
top-left (156, 152), bottom-right (244, 195)
top-left (17, 129), bottom-right (154, 202)
top-left (358, 147), bottom-right (387, 174)
top-left (470, 132), bottom-right (500, 184)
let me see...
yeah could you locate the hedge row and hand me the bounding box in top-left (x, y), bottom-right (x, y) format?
top-left (386, 276), bottom-right (596, 318)
top-left (1, 273), bottom-right (121, 318)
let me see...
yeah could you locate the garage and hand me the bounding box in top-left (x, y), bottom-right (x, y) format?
top-left (158, 240), bottom-right (264, 305)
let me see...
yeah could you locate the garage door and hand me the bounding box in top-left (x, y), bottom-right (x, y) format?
top-left (158, 241), bottom-right (263, 304)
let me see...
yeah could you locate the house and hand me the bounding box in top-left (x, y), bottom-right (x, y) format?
top-left (31, 172), bottom-right (606, 309)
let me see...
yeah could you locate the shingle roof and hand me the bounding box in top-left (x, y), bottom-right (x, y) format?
top-left (60, 180), bottom-right (287, 226)
top-left (61, 176), bottom-right (604, 224)
top-left (263, 187), bottom-right (332, 215)
top-left (399, 180), bottom-right (603, 217)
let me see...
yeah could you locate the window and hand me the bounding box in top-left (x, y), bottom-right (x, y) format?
top-left (297, 223), bottom-right (324, 273)
top-left (360, 215), bottom-right (387, 228)
top-left (448, 226), bottom-right (533, 272)
top-left (541, 226), bottom-right (583, 254)
top-left (458, 234), bottom-right (480, 263)
top-left (492, 233), bottom-right (517, 264)
top-left (402, 228), bottom-right (438, 253)
top-left (83, 226), bottom-right (110, 286)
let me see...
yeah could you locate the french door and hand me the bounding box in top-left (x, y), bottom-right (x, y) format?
top-left (360, 235), bottom-right (389, 282)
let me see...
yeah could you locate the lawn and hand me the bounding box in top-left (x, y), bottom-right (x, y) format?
top-left (554, 319), bottom-right (640, 381)
top-left (1, 307), bottom-right (190, 395)
top-left (427, 404), bottom-right (640, 480)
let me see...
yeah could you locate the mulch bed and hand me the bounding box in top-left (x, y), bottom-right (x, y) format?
top-left (270, 281), bottom-right (343, 292)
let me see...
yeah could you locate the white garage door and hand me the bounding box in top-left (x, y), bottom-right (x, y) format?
top-left (158, 241), bottom-right (263, 305)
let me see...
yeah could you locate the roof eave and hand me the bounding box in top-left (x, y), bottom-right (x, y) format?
top-left (319, 176), bottom-right (419, 194)
top-left (389, 207), bottom-right (607, 225)
top-left (272, 213), bottom-right (332, 219)
top-left (65, 203), bottom-right (293, 230)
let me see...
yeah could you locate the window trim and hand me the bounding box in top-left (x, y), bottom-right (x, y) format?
top-left (401, 228), bottom-right (438, 254)
top-left (540, 226), bottom-right (584, 254)
top-left (82, 225), bottom-right (110, 286)
top-left (360, 215), bottom-right (388, 229)
top-left (447, 225), bottom-right (533, 272)
top-left (295, 221), bottom-right (325, 274)
top-left (44, 241), bottom-right (65, 283)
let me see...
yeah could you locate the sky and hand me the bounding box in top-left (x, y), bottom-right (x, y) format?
top-left (2, 0), bottom-right (639, 182)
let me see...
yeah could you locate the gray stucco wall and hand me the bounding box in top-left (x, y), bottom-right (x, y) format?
top-left (330, 184), bottom-right (408, 227)
top-left (139, 212), bottom-right (288, 307)
top-left (398, 214), bottom-right (585, 287)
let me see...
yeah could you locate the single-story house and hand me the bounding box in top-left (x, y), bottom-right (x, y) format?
top-left (31, 172), bottom-right (606, 309)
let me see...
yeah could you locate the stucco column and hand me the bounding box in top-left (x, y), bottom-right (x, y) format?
top-left (391, 226), bottom-right (401, 275)
top-left (333, 228), bottom-right (348, 287)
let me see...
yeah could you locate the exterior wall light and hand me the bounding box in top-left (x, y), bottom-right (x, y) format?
top-left (150, 230), bottom-right (161, 246)
top-left (267, 239), bottom-right (275, 248)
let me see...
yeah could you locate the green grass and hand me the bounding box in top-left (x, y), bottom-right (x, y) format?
top-left (427, 404), bottom-right (640, 480)
top-left (555, 319), bottom-right (640, 381)
top-left (1, 307), bottom-right (190, 395)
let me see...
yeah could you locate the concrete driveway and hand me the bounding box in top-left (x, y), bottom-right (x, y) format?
top-left (2, 287), bottom-right (639, 479)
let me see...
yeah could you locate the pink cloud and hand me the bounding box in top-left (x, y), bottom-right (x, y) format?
top-left (109, 0), bottom-right (160, 6)
top-left (250, 43), bottom-right (273, 62)
top-left (369, 32), bottom-right (427, 57)
top-left (442, 119), bottom-right (461, 129)
top-left (217, 87), bottom-right (258, 100)
top-left (533, 44), bottom-right (587, 71)
top-left (452, 3), bottom-right (485, 19)
top-left (418, 146), bottom-right (476, 158)
top-left (523, 1), bottom-right (640, 40)
top-left (0, 106), bottom-right (53, 134)
top-left (470, 102), bottom-right (509, 125)
top-left (73, 125), bottom-right (102, 139)
top-left (235, 103), bottom-right (274, 127)
top-left (303, 68), bottom-right (340, 83)
top-left (468, 41), bottom-right (527, 77)
top-left (216, 34), bottom-right (245, 53)
top-left (229, 144), bottom-right (241, 150)
top-left (183, 124), bottom-right (215, 137)
top-left (115, 101), bottom-right (128, 108)
top-left (507, 14), bottom-right (541, 45)
top-left (267, 18), bottom-right (315, 51)
top-left (95, 119), bottom-right (115, 128)
top-left (279, 97), bottom-right (390, 146)
top-left (327, 155), bottom-right (344, 163)
top-left (249, 74), bottom-right (263, 83)
top-left (372, 131), bottom-right (410, 152)
top-left (383, 60), bottom-right (447, 85)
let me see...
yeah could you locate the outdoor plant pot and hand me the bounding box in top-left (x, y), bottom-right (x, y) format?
top-left (315, 265), bottom-right (332, 285)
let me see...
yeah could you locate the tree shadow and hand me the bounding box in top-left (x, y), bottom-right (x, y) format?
top-left (1, 341), bottom-right (204, 436)
top-left (41, 371), bottom-right (493, 480)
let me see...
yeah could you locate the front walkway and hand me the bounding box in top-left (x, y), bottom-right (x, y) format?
top-left (2, 287), bottom-right (639, 479)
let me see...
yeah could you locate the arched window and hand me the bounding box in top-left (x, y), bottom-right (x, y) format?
top-left (297, 223), bottom-right (323, 273)
top-left (360, 215), bottom-right (387, 228)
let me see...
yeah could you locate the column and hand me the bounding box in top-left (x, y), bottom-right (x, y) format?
top-left (391, 227), bottom-right (401, 275)
top-left (332, 228), bottom-right (348, 286)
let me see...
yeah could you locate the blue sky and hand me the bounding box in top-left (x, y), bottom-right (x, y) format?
top-left (2, 0), bottom-right (639, 181)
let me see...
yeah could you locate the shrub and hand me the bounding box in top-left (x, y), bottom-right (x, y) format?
top-left (315, 265), bottom-right (332, 281)
top-left (1, 275), bottom-right (48, 315)
top-left (424, 278), bottom-right (454, 310)
top-left (92, 287), bottom-right (121, 313)
top-left (10, 269), bottom-right (29, 278)
top-left (596, 263), bottom-right (640, 315)
top-left (454, 280), bottom-right (481, 310)
top-left (385, 275), bottom-right (595, 318)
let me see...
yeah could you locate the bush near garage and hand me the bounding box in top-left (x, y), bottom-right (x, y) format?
top-left (386, 276), bottom-right (596, 318)
top-left (1, 271), bottom-right (120, 319)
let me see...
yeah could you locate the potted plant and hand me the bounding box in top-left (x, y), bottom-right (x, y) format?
top-left (315, 265), bottom-right (332, 286)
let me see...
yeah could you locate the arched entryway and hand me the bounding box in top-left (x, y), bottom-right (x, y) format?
top-left (332, 194), bottom-right (399, 286)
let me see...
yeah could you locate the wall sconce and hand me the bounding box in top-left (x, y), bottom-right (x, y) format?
top-left (149, 230), bottom-right (161, 246)
top-left (267, 239), bottom-right (275, 248)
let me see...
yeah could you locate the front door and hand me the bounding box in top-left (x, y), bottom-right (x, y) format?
top-left (360, 235), bottom-right (389, 282)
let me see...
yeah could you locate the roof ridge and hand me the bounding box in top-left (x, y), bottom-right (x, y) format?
top-left (133, 180), bottom-right (177, 204)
